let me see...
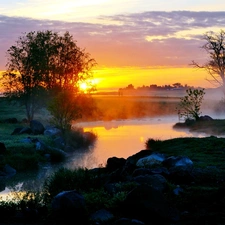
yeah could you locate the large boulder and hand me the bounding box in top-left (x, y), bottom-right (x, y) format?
top-left (199, 115), bottom-right (213, 121)
top-left (90, 209), bottom-right (114, 224)
top-left (106, 157), bottom-right (126, 172)
top-left (122, 184), bottom-right (180, 224)
top-left (136, 152), bottom-right (166, 167)
top-left (0, 164), bottom-right (16, 178)
top-left (162, 156), bottom-right (194, 173)
top-left (44, 126), bottom-right (62, 137)
top-left (162, 156), bottom-right (194, 184)
top-left (11, 127), bottom-right (24, 135)
top-left (132, 174), bottom-right (168, 193)
top-left (51, 190), bottom-right (88, 223)
top-left (30, 120), bottom-right (45, 135)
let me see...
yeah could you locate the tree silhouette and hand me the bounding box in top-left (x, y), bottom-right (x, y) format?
top-left (191, 30), bottom-right (225, 96)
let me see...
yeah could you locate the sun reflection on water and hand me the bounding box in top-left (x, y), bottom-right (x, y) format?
top-left (75, 116), bottom-right (206, 168)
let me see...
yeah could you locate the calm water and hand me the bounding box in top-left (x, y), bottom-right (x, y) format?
top-left (71, 115), bottom-right (206, 168)
top-left (0, 115), bottom-right (215, 199)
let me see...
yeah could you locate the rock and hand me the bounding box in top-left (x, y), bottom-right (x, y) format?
top-left (0, 164), bottom-right (16, 178)
top-left (51, 190), bottom-right (88, 223)
top-left (106, 157), bottom-right (126, 172)
top-left (44, 127), bottom-right (62, 137)
top-left (19, 127), bottom-right (32, 134)
top-left (90, 209), bottom-right (114, 223)
top-left (122, 184), bottom-right (180, 223)
top-left (133, 174), bottom-right (168, 192)
top-left (136, 152), bottom-right (165, 167)
top-left (199, 115), bottom-right (213, 121)
top-left (11, 127), bottom-right (24, 135)
top-left (30, 120), bottom-right (45, 135)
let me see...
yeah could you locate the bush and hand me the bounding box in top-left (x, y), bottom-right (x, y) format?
top-left (47, 148), bottom-right (67, 163)
top-left (5, 146), bottom-right (41, 171)
top-left (42, 167), bottom-right (102, 203)
top-left (65, 127), bottom-right (97, 150)
top-left (176, 88), bottom-right (205, 121)
top-left (145, 138), bottom-right (162, 150)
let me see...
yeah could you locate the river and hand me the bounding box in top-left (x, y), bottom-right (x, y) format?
top-left (0, 115), bottom-right (218, 200)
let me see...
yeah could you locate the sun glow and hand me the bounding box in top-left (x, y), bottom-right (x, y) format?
top-left (80, 82), bottom-right (88, 91)
top-left (78, 78), bottom-right (99, 92)
top-left (92, 66), bottom-right (213, 92)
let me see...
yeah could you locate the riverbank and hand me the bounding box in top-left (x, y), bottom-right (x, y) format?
top-left (173, 118), bottom-right (225, 136)
top-left (2, 135), bottom-right (225, 224)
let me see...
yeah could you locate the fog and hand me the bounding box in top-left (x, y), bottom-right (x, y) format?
top-left (0, 115), bottom-right (206, 200)
top-left (1, 88), bottom-right (225, 199)
top-left (74, 116), bottom-right (204, 168)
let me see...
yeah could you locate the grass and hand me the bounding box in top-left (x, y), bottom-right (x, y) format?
top-left (0, 97), bottom-right (51, 125)
top-left (0, 97), bottom-right (98, 172)
top-left (146, 136), bottom-right (225, 168)
top-left (1, 95), bottom-right (225, 224)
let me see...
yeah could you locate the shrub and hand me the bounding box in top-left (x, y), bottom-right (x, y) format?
top-left (5, 146), bottom-right (41, 171)
top-left (47, 148), bottom-right (67, 163)
top-left (65, 127), bottom-right (97, 150)
top-left (42, 167), bottom-right (102, 203)
top-left (176, 88), bottom-right (205, 121)
top-left (145, 138), bottom-right (162, 150)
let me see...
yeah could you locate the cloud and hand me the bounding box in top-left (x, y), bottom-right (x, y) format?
top-left (0, 11), bottom-right (225, 70)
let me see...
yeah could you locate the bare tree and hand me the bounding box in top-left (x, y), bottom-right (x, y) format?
top-left (191, 30), bottom-right (225, 95)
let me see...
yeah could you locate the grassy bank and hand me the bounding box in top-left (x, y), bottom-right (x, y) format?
top-left (173, 119), bottom-right (225, 136)
top-left (1, 95), bottom-right (225, 224)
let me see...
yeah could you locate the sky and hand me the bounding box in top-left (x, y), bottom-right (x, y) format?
top-left (0, 0), bottom-right (225, 92)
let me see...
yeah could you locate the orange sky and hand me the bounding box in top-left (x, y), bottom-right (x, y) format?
top-left (0, 1), bottom-right (225, 92)
top-left (92, 67), bottom-right (212, 92)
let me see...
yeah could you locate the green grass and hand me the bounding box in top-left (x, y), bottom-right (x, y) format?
top-left (2, 95), bottom-right (225, 224)
top-left (0, 97), bottom-right (51, 125)
top-left (146, 136), bottom-right (225, 168)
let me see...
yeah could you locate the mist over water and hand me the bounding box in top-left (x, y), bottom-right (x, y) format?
top-left (1, 88), bottom-right (225, 199)
top-left (72, 115), bottom-right (218, 169)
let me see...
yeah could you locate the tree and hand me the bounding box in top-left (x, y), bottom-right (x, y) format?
top-left (191, 30), bottom-right (225, 95)
top-left (2, 30), bottom-right (96, 121)
top-left (47, 87), bottom-right (97, 135)
top-left (177, 88), bottom-right (205, 121)
top-left (47, 89), bottom-right (82, 134)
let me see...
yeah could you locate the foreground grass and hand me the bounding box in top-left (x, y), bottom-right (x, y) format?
top-left (2, 136), bottom-right (225, 224)
top-left (146, 135), bottom-right (225, 174)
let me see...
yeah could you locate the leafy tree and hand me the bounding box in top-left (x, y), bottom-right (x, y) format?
top-left (47, 87), bottom-right (97, 136)
top-left (191, 30), bottom-right (225, 95)
top-left (177, 88), bottom-right (205, 121)
top-left (47, 89), bottom-right (82, 134)
top-left (2, 30), bottom-right (96, 121)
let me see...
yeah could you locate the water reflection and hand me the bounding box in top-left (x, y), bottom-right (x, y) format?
top-left (72, 116), bottom-right (206, 169)
top-left (0, 116), bottom-right (212, 199)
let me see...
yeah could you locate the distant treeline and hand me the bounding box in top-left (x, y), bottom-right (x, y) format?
top-left (119, 83), bottom-right (198, 93)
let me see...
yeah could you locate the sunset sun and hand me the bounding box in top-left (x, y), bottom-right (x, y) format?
top-left (80, 82), bottom-right (88, 91)
top-left (78, 78), bottom-right (99, 92)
